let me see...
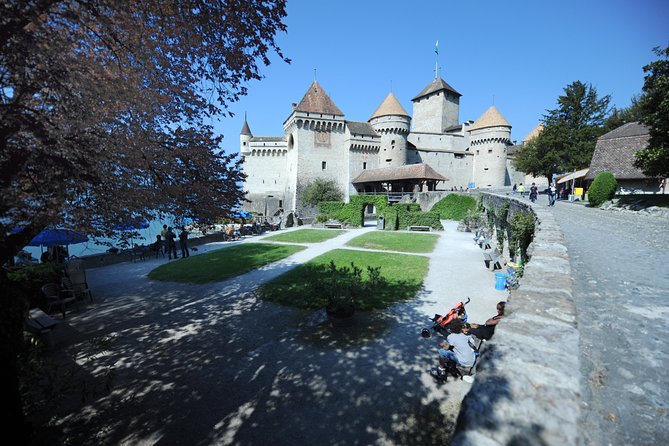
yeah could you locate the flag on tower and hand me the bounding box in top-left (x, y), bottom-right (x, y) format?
top-left (435, 40), bottom-right (439, 55)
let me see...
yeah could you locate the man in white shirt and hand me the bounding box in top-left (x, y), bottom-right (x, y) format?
top-left (430, 320), bottom-right (475, 379)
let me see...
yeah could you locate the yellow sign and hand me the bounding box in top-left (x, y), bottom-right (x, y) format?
top-left (574, 187), bottom-right (584, 196)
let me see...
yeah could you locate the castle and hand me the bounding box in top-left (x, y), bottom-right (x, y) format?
top-left (240, 76), bottom-right (533, 217)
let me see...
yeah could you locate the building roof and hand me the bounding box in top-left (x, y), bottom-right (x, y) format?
top-left (468, 106), bottom-right (511, 132)
top-left (523, 123), bottom-right (543, 142)
top-left (294, 81), bottom-right (344, 116)
top-left (250, 136), bottom-right (287, 142)
top-left (585, 122), bottom-right (652, 180)
top-left (240, 119), bottom-right (253, 136)
top-left (556, 168), bottom-right (589, 184)
top-left (412, 77), bottom-right (461, 101)
top-left (347, 121), bottom-right (379, 137)
top-left (352, 163), bottom-right (448, 184)
top-left (370, 92), bottom-right (410, 119)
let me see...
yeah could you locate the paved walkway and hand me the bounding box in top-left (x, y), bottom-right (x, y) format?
top-left (542, 199), bottom-right (669, 445)
top-left (39, 222), bottom-right (506, 445)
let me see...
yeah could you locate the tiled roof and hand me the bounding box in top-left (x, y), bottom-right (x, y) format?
top-left (295, 81), bottom-right (344, 116)
top-left (523, 123), bottom-right (543, 142)
top-left (585, 122), bottom-right (651, 180)
top-left (250, 136), bottom-right (287, 142)
top-left (468, 106), bottom-right (511, 132)
top-left (352, 163), bottom-right (448, 183)
top-left (412, 77), bottom-right (461, 101)
top-left (370, 92), bottom-right (410, 119)
top-left (347, 121), bottom-right (379, 137)
top-left (240, 119), bottom-right (253, 136)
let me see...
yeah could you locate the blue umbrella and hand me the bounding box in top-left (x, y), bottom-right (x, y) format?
top-left (26, 229), bottom-right (88, 247)
top-left (231, 210), bottom-right (252, 219)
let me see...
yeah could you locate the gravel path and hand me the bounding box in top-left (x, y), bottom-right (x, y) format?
top-left (549, 201), bottom-right (669, 445)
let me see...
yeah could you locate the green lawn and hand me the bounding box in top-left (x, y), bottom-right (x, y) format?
top-left (148, 243), bottom-right (306, 284)
top-left (259, 248), bottom-right (429, 310)
top-left (262, 228), bottom-right (346, 243)
top-left (345, 231), bottom-right (439, 253)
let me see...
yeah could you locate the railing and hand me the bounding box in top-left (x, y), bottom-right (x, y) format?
top-left (357, 192), bottom-right (415, 203)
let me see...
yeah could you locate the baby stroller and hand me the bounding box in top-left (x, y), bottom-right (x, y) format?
top-left (422, 298), bottom-right (470, 338)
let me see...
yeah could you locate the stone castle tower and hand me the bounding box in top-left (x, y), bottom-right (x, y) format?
top-left (240, 76), bottom-right (518, 217)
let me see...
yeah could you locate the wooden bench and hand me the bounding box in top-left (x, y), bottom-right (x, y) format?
top-left (408, 225), bottom-right (431, 232)
top-left (325, 223), bottom-right (343, 229)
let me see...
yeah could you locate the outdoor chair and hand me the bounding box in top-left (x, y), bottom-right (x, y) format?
top-left (483, 248), bottom-right (504, 271)
top-left (42, 283), bottom-right (79, 317)
top-left (61, 277), bottom-right (93, 303)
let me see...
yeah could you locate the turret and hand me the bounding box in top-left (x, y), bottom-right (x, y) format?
top-left (468, 106), bottom-right (511, 188)
top-left (369, 92), bottom-right (411, 168)
top-left (240, 115), bottom-right (253, 155)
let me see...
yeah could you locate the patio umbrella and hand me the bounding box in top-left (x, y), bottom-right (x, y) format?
top-left (113, 221), bottom-right (150, 248)
top-left (26, 229), bottom-right (88, 247)
top-left (231, 210), bottom-right (252, 219)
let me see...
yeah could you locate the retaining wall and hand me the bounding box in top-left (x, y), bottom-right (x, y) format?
top-left (451, 193), bottom-right (582, 445)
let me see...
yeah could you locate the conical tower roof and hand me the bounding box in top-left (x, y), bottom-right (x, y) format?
top-left (522, 123), bottom-right (543, 142)
top-left (468, 106), bottom-right (511, 132)
top-left (294, 81), bottom-right (343, 116)
top-left (240, 116), bottom-right (253, 136)
top-left (412, 77), bottom-right (461, 101)
top-left (370, 92), bottom-right (410, 119)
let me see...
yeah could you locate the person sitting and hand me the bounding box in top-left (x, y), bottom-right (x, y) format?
top-left (464, 301), bottom-right (506, 341)
top-left (431, 320), bottom-right (476, 379)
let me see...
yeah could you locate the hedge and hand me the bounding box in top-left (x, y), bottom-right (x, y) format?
top-left (318, 195), bottom-right (389, 226)
top-left (588, 171), bottom-right (617, 207)
top-left (430, 194), bottom-right (477, 220)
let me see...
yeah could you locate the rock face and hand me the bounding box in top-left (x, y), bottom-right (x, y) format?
top-left (451, 195), bottom-right (582, 446)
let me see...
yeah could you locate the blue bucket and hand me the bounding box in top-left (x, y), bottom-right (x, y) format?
top-left (495, 273), bottom-right (507, 290)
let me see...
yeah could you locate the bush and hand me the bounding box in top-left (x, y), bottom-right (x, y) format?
top-left (299, 178), bottom-right (344, 206)
top-left (431, 194), bottom-right (477, 220)
top-left (588, 171), bottom-right (617, 207)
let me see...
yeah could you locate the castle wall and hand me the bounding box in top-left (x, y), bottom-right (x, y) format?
top-left (407, 149), bottom-right (474, 190)
top-left (242, 141), bottom-right (289, 215)
top-left (470, 126), bottom-right (509, 188)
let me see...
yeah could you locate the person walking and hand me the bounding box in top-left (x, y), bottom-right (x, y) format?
top-left (517, 183), bottom-right (525, 197)
top-left (548, 183), bottom-right (558, 206)
top-left (529, 183), bottom-right (538, 203)
top-left (178, 226), bottom-right (189, 258)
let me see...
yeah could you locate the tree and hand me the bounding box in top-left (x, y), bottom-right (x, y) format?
top-left (604, 95), bottom-right (644, 133)
top-left (513, 81), bottom-right (611, 182)
top-left (299, 178), bottom-right (344, 207)
top-left (634, 45), bottom-right (669, 178)
top-left (1, 1), bottom-right (288, 440)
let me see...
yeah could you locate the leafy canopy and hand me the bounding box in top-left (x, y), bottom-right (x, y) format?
top-left (0, 0), bottom-right (289, 264)
top-left (634, 45), bottom-right (669, 178)
top-left (513, 81), bottom-right (610, 181)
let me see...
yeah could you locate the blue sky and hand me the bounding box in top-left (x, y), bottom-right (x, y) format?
top-left (212, 0), bottom-right (668, 152)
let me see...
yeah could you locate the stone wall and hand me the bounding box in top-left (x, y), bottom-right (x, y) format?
top-left (451, 193), bottom-right (582, 445)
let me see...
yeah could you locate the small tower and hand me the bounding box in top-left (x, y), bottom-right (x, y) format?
top-left (240, 114), bottom-right (253, 156)
top-left (468, 106), bottom-right (512, 188)
top-left (369, 92), bottom-right (411, 168)
top-left (411, 77), bottom-right (461, 133)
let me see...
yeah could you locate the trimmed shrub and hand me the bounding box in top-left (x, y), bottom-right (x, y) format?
top-left (318, 195), bottom-right (389, 227)
top-left (588, 171), bottom-right (617, 207)
top-left (430, 194), bottom-right (477, 220)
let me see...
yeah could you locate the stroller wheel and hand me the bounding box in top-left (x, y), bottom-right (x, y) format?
top-left (421, 328), bottom-right (431, 338)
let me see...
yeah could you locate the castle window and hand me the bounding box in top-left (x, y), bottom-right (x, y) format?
top-left (454, 153), bottom-right (464, 159)
top-left (279, 200), bottom-right (283, 208)
top-left (488, 149), bottom-right (493, 153)
top-left (476, 150), bottom-right (480, 154)
top-left (363, 162), bottom-right (367, 169)
top-left (243, 142), bottom-right (246, 146)
top-left (322, 161), bottom-right (327, 170)
top-left (484, 168), bottom-right (489, 171)
top-left (385, 159), bottom-right (392, 163)
top-left (391, 140), bottom-right (395, 145)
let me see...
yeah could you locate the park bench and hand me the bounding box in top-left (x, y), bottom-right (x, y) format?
top-left (25, 308), bottom-right (58, 347)
top-left (408, 225), bottom-right (431, 232)
top-left (325, 223), bottom-right (343, 229)
top-left (483, 248), bottom-right (504, 271)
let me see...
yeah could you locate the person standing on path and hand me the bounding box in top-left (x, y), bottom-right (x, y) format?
top-left (548, 183), bottom-right (557, 206)
top-left (517, 183), bottom-right (525, 197)
top-left (178, 226), bottom-right (189, 258)
top-left (160, 224), bottom-right (168, 255)
top-left (165, 226), bottom-right (178, 259)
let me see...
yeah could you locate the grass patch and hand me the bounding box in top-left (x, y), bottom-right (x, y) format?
top-left (345, 231), bottom-right (439, 253)
top-left (148, 243), bottom-right (306, 284)
top-left (259, 249), bottom-right (429, 310)
top-left (431, 194), bottom-right (477, 220)
top-left (262, 228), bottom-right (345, 243)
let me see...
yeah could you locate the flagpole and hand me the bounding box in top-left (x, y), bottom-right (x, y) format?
top-left (434, 40), bottom-right (439, 79)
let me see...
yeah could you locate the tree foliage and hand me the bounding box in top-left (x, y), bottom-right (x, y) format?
top-left (1, 0), bottom-right (289, 265)
top-left (604, 95), bottom-right (644, 133)
top-left (513, 81), bottom-right (611, 181)
top-left (634, 45), bottom-right (669, 178)
top-left (299, 178), bottom-right (344, 207)
top-left (1, 1), bottom-right (288, 440)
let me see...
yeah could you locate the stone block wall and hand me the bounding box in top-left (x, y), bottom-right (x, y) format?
top-left (451, 193), bottom-right (582, 445)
